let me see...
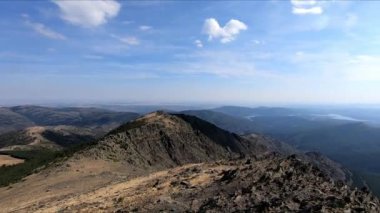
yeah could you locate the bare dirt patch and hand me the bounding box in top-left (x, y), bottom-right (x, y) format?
top-left (0, 155), bottom-right (24, 166)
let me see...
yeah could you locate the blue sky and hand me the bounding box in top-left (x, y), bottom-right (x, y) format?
top-left (1, 0), bottom-right (380, 105)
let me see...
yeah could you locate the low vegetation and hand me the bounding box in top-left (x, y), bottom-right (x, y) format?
top-left (0, 149), bottom-right (59, 187)
top-left (0, 130), bottom-right (32, 148)
top-left (107, 119), bottom-right (147, 135)
top-left (0, 141), bottom-right (96, 187)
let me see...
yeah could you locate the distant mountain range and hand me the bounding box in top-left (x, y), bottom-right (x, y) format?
top-left (0, 126), bottom-right (96, 151)
top-left (213, 106), bottom-right (299, 117)
top-left (1, 111), bottom-right (377, 212)
top-left (0, 105), bottom-right (139, 134)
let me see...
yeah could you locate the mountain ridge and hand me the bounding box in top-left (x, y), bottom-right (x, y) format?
top-left (0, 125), bottom-right (97, 151)
top-left (0, 106), bottom-right (140, 134)
top-left (0, 111), bottom-right (378, 212)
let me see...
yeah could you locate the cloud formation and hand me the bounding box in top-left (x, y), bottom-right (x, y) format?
top-left (202, 18), bottom-right (247, 43)
top-left (119, 36), bottom-right (140, 45)
top-left (109, 34), bottom-right (140, 47)
top-left (291, 0), bottom-right (323, 15)
top-left (194, 40), bottom-right (203, 48)
top-left (120, 36), bottom-right (140, 45)
top-left (53, 0), bottom-right (121, 27)
top-left (139, 25), bottom-right (152, 31)
top-left (24, 18), bottom-right (66, 40)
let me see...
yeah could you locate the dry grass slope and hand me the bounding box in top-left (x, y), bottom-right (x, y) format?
top-left (5, 155), bottom-right (379, 212)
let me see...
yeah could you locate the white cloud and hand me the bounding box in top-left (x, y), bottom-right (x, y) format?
top-left (109, 34), bottom-right (140, 47)
top-left (53, 0), bottom-right (121, 27)
top-left (252, 39), bottom-right (266, 45)
top-left (293, 7), bottom-right (323, 15)
top-left (24, 19), bottom-right (66, 40)
top-left (194, 40), bottom-right (203, 48)
top-left (253, 40), bottom-right (261, 45)
top-left (139, 25), bottom-right (152, 31)
top-left (202, 18), bottom-right (247, 43)
top-left (291, 0), bottom-right (318, 7)
top-left (172, 51), bottom-right (279, 78)
top-left (21, 13), bottom-right (29, 19)
top-left (119, 36), bottom-right (140, 45)
top-left (291, 0), bottom-right (323, 15)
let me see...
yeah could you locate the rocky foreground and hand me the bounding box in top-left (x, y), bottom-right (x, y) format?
top-left (31, 154), bottom-right (379, 212)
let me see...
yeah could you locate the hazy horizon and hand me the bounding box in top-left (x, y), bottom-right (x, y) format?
top-left (1, 1), bottom-right (380, 104)
top-left (2, 99), bottom-right (380, 110)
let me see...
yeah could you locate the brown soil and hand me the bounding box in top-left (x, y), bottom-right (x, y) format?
top-left (0, 155), bottom-right (24, 166)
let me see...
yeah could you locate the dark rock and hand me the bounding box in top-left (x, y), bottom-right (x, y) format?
top-left (219, 169), bottom-right (238, 183)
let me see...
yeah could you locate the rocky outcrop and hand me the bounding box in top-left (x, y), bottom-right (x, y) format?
top-left (41, 154), bottom-right (379, 212)
top-left (304, 151), bottom-right (352, 184)
top-left (115, 155), bottom-right (380, 212)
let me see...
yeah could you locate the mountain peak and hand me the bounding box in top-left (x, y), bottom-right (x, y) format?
top-left (83, 111), bottom-right (256, 169)
top-left (136, 111), bottom-right (178, 128)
